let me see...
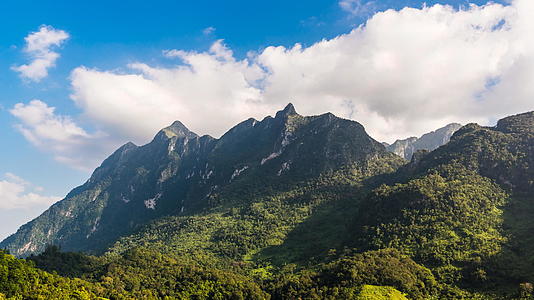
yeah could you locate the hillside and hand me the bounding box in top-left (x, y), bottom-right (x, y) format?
top-left (353, 111), bottom-right (534, 297)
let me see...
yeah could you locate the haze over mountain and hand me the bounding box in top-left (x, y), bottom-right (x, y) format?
top-left (385, 123), bottom-right (462, 160)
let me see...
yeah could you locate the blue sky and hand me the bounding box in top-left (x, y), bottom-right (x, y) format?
top-left (1, 0), bottom-right (529, 241)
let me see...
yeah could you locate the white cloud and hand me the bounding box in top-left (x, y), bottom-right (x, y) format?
top-left (11, 0), bottom-right (534, 171)
top-left (339, 0), bottom-right (377, 17)
top-left (71, 40), bottom-right (268, 144)
top-left (0, 173), bottom-right (62, 240)
top-left (69, 0), bottom-right (534, 144)
top-left (0, 173), bottom-right (60, 210)
top-left (10, 100), bottom-right (116, 171)
top-left (11, 25), bottom-right (69, 82)
top-left (255, 1), bottom-right (526, 141)
top-left (203, 26), bottom-right (216, 35)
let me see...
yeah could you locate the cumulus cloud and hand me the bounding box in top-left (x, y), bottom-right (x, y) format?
top-left (0, 173), bottom-right (60, 210)
top-left (9, 100), bottom-right (116, 171)
top-left (11, 0), bottom-right (534, 171)
top-left (11, 25), bottom-right (69, 82)
top-left (256, 1), bottom-right (526, 141)
top-left (68, 0), bottom-right (534, 144)
top-left (71, 40), bottom-right (268, 144)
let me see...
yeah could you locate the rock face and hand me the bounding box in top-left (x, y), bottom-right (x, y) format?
top-left (386, 123), bottom-right (462, 160)
top-left (0, 103), bottom-right (400, 257)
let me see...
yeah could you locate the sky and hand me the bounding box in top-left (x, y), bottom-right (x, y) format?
top-left (1, 0), bottom-right (532, 241)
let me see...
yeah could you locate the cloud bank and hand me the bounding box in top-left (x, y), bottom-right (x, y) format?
top-left (12, 25), bottom-right (69, 82)
top-left (10, 100), bottom-right (113, 171)
top-left (11, 0), bottom-right (534, 171)
top-left (0, 173), bottom-right (60, 210)
top-left (0, 173), bottom-right (61, 240)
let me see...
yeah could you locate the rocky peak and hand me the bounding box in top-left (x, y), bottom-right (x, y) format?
top-left (275, 103), bottom-right (298, 120)
top-left (155, 120), bottom-right (198, 141)
top-left (113, 142), bottom-right (138, 156)
top-left (0, 102), bottom-right (398, 257)
top-left (386, 123), bottom-right (462, 160)
top-left (165, 121), bottom-right (197, 137)
top-left (88, 141), bottom-right (139, 182)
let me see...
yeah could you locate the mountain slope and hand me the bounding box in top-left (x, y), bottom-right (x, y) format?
top-left (1, 104), bottom-right (404, 257)
top-left (1, 120), bottom-right (218, 256)
top-left (386, 123), bottom-right (462, 160)
top-left (353, 111), bottom-right (534, 296)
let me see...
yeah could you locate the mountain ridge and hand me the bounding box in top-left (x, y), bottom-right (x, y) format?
top-left (386, 123), bottom-right (462, 160)
top-left (1, 103), bottom-right (401, 257)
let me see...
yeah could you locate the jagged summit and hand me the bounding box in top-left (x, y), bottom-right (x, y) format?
top-left (112, 141), bottom-right (138, 153)
top-left (157, 120), bottom-right (198, 140)
top-left (1, 102), bottom-right (401, 257)
top-left (168, 120), bottom-right (189, 130)
top-left (275, 103), bottom-right (298, 119)
top-left (386, 123), bottom-right (462, 160)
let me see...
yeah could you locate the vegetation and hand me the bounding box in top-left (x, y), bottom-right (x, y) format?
top-left (15, 247), bottom-right (425, 299)
top-left (0, 250), bottom-right (101, 299)
top-left (266, 248), bottom-right (435, 299)
top-left (355, 165), bottom-right (508, 286)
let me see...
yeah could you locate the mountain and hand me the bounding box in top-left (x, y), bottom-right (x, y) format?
top-left (0, 103), bottom-right (403, 257)
top-left (386, 123), bottom-right (462, 160)
top-left (3, 107), bottom-right (534, 299)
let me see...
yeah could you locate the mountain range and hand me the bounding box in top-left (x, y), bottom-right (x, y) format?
top-left (1, 104), bottom-right (534, 299)
top-left (1, 104), bottom-right (402, 257)
top-left (385, 123), bottom-right (462, 160)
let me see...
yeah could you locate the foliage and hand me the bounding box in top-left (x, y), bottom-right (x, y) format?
top-left (266, 248), bottom-right (435, 299)
top-left (355, 285), bottom-right (408, 300)
top-left (106, 157), bottom-right (402, 269)
top-left (0, 250), bottom-right (102, 299)
top-left (355, 165), bottom-right (508, 285)
top-left (28, 245), bottom-right (102, 278)
top-left (92, 248), bottom-right (269, 299)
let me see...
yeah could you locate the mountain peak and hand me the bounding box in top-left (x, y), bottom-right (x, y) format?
top-left (159, 120), bottom-right (197, 139)
top-left (120, 141), bottom-right (137, 150)
top-left (275, 103), bottom-right (298, 119)
top-left (386, 123), bottom-right (462, 160)
top-left (167, 120), bottom-right (189, 132)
